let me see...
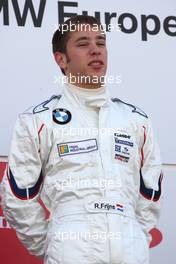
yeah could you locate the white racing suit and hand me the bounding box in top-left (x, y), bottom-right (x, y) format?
top-left (2, 84), bottom-right (163, 264)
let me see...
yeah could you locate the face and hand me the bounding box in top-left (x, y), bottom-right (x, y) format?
top-left (55, 25), bottom-right (108, 88)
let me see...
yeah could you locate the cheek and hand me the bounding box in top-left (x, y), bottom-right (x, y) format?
top-left (70, 50), bottom-right (86, 63)
top-left (104, 50), bottom-right (108, 62)
top-left (72, 54), bottom-right (87, 69)
top-left (68, 60), bottom-right (87, 76)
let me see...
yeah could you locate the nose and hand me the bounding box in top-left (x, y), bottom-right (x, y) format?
top-left (89, 42), bottom-right (101, 56)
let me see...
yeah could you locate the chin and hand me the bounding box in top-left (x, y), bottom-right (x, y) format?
top-left (88, 74), bottom-right (106, 86)
top-left (89, 70), bottom-right (106, 78)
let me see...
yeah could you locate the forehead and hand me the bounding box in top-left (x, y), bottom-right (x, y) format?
top-left (67, 24), bottom-right (106, 42)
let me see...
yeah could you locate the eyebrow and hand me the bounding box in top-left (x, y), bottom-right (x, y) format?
top-left (75, 35), bottom-right (106, 43)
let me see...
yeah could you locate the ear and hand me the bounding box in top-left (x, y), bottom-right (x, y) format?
top-left (54, 52), bottom-right (67, 72)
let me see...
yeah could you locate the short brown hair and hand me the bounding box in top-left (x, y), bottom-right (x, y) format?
top-left (52, 15), bottom-right (102, 54)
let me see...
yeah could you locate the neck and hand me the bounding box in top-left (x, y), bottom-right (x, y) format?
top-left (66, 73), bottom-right (105, 89)
top-left (65, 82), bottom-right (108, 108)
top-left (70, 82), bottom-right (103, 89)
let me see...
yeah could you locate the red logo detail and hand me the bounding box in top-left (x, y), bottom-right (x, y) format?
top-left (149, 228), bottom-right (163, 248)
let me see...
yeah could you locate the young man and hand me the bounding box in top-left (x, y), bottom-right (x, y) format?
top-left (2, 15), bottom-right (162, 264)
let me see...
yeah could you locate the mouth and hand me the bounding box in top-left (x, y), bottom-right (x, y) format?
top-left (88, 60), bottom-right (104, 67)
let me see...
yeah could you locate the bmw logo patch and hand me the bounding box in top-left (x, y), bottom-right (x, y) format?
top-left (53, 108), bottom-right (72, 125)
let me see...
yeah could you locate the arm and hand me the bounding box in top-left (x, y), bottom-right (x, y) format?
top-left (136, 118), bottom-right (163, 245)
top-left (1, 113), bottom-right (48, 257)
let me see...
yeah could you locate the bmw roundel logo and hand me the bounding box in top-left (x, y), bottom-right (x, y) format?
top-left (53, 108), bottom-right (72, 125)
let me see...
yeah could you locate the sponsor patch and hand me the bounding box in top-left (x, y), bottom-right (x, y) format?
top-left (59, 145), bottom-right (69, 155)
top-left (115, 145), bottom-right (121, 152)
top-left (115, 139), bottom-right (134, 147)
top-left (53, 108), bottom-right (72, 125)
top-left (114, 133), bottom-right (134, 162)
top-left (58, 139), bottom-right (98, 157)
top-left (115, 154), bottom-right (129, 163)
top-left (114, 133), bottom-right (131, 139)
top-left (115, 145), bottom-right (130, 155)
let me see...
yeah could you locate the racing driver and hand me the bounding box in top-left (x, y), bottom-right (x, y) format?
top-left (2, 15), bottom-right (163, 264)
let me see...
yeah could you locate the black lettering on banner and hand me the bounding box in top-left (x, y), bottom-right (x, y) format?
top-left (0, 0), bottom-right (9, 25)
top-left (11, 0), bottom-right (46, 27)
top-left (1, 0), bottom-right (176, 42)
top-left (82, 10), bottom-right (88, 16)
top-left (58, 1), bottom-right (78, 25)
top-left (164, 16), bottom-right (176, 36)
top-left (105, 12), bottom-right (117, 31)
top-left (141, 14), bottom-right (160, 41)
top-left (94, 11), bottom-right (101, 23)
top-left (118, 13), bottom-right (138, 34)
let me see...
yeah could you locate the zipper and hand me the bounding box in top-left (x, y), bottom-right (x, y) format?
top-left (98, 106), bottom-right (111, 264)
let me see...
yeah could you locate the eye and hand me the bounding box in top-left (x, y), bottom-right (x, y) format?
top-left (77, 42), bottom-right (89, 47)
top-left (97, 42), bottom-right (105, 46)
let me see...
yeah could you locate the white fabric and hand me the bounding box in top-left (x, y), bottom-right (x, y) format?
top-left (64, 83), bottom-right (109, 108)
top-left (1, 84), bottom-right (162, 264)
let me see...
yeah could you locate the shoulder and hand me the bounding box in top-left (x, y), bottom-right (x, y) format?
top-left (16, 95), bottom-right (62, 130)
top-left (111, 98), bottom-right (154, 144)
top-left (111, 97), bottom-right (148, 120)
top-left (23, 95), bottom-right (62, 115)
